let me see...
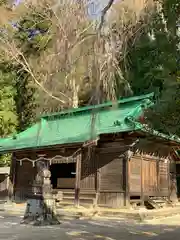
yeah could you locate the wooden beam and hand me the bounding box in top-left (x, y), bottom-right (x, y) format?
top-left (96, 146), bottom-right (130, 154)
top-left (75, 151), bottom-right (82, 207)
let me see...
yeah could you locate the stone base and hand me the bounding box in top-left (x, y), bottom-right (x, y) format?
top-left (21, 197), bottom-right (60, 226)
top-left (21, 215), bottom-right (60, 226)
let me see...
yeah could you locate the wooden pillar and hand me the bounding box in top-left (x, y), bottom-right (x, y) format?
top-left (168, 159), bottom-right (171, 201)
top-left (75, 151), bottom-right (82, 207)
top-left (140, 154), bottom-right (144, 206)
top-left (156, 158), bottom-right (160, 194)
top-left (124, 151), bottom-right (131, 207)
top-left (8, 153), bottom-right (16, 201)
top-left (169, 159), bottom-right (178, 202)
top-left (126, 158), bottom-right (130, 207)
top-left (95, 153), bottom-right (100, 206)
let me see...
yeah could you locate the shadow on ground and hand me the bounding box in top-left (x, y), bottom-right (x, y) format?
top-left (1, 213), bottom-right (180, 240)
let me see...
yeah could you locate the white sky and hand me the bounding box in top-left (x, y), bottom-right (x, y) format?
top-left (13, 0), bottom-right (120, 19)
top-left (87, 0), bottom-right (120, 19)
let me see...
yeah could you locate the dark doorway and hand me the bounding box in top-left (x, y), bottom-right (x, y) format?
top-left (50, 163), bottom-right (76, 189)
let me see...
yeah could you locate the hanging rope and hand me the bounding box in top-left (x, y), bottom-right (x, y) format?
top-left (16, 148), bottom-right (81, 167)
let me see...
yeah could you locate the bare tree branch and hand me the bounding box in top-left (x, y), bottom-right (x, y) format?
top-left (0, 38), bottom-right (70, 105)
top-left (98, 0), bottom-right (115, 31)
top-left (0, 0), bottom-right (155, 113)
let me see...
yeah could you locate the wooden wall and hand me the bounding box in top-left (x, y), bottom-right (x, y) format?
top-left (80, 149), bottom-right (96, 190)
top-left (159, 160), bottom-right (169, 195)
top-left (10, 138), bottom-right (174, 207)
top-left (129, 156), bottom-right (141, 194)
top-left (129, 153), bottom-right (169, 197)
top-left (12, 146), bottom-right (128, 207)
top-left (97, 152), bottom-right (127, 208)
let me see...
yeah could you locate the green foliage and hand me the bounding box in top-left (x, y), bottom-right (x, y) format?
top-left (0, 63), bottom-right (17, 166)
top-left (0, 64), bottom-right (17, 137)
top-left (0, 0), bottom-right (7, 6)
top-left (14, 9), bottom-right (52, 56)
top-left (11, 8), bottom-right (52, 131)
top-left (147, 84), bottom-right (180, 136)
top-left (120, 0), bottom-right (180, 136)
top-left (12, 66), bottom-right (36, 132)
top-left (0, 153), bottom-right (11, 167)
top-left (0, 60), bottom-right (36, 164)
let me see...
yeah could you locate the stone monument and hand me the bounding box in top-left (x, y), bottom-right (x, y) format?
top-left (21, 162), bottom-right (60, 226)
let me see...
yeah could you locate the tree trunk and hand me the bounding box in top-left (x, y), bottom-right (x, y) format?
top-left (72, 79), bottom-right (79, 108)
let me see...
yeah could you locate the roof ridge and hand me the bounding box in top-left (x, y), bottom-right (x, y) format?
top-left (41, 93), bottom-right (154, 119)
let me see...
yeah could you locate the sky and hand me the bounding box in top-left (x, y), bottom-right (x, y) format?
top-left (12, 0), bottom-right (119, 19)
top-left (10, 0), bottom-right (120, 37)
top-left (87, 0), bottom-right (112, 19)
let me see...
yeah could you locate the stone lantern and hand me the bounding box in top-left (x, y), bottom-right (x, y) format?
top-left (21, 162), bottom-right (60, 226)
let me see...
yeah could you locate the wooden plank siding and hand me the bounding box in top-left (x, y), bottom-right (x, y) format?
top-left (143, 158), bottom-right (157, 193)
top-left (80, 149), bottom-right (96, 191)
top-left (159, 160), bottom-right (169, 195)
top-left (129, 156), bottom-right (141, 194)
top-left (11, 142), bottom-right (172, 207)
top-left (130, 154), bottom-right (169, 197)
top-left (97, 152), bottom-right (126, 207)
top-left (99, 154), bottom-right (124, 191)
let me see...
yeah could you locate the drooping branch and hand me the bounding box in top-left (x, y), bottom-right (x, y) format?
top-left (98, 0), bottom-right (115, 31)
top-left (0, 38), bottom-right (70, 105)
top-left (0, 0), bottom-right (151, 113)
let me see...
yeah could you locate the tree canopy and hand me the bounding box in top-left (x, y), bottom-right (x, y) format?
top-left (0, 0), bottom-right (179, 165)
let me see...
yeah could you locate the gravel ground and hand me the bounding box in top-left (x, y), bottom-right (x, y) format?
top-left (1, 213), bottom-right (180, 240)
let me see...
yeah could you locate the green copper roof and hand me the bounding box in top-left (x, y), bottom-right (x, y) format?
top-left (41, 93), bottom-right (154, 118)
top-left (0, 92), bottom-right (176, 153)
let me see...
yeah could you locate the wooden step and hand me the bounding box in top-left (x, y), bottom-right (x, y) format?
top-left (56, 201), bottom-right (74, 207)
top-left (55, 189), bottom-right (95, 193)
top-left (54, 189), bottom-right (96, 205)
top-left (152, 200), bottom-right (166, 203)
top-left (59, 198), bottom-right (94, 206)
top-left (62, 192), bottom-right (96, 198)
top-left (60, 193), bottom-right (95, 206)
top-left (63, 196), bottom-right (95, 200)
top-left (64, 198), bottom-right (94, 204)
top-left (57, 201), bottom-right (94, 208)
top-left (145, 197), bottom-right (169, 209)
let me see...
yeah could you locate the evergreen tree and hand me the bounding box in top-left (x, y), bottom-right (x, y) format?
top-left (0, 63), bottom-right (17, 166)
top-left (13, 66), bottom-right (36, 132)
top-left (120, 0), bottom-right (180, 136)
